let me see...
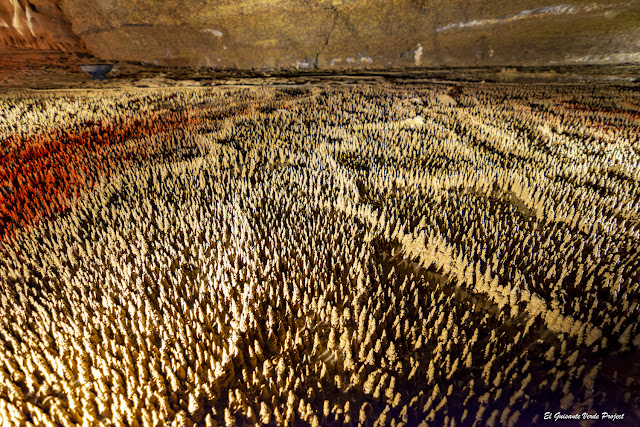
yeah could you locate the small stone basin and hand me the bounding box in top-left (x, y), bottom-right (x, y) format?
top-left (79, 64), bottom-right (114, 79)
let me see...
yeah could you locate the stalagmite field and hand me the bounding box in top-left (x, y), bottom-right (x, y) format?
top-left (1, 82), bottom-right (639, 426)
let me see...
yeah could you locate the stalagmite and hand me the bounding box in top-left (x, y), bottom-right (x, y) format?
top-left (1, 82), bottom-right (638, 426)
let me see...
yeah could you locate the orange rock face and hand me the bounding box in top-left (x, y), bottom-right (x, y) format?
top-left (0, 0), bottom-right (84, 51)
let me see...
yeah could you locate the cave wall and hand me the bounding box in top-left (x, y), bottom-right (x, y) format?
top-left (2, 0), bottom-right (639, 68)
top-left (0, 0), bottom-right (84, 50)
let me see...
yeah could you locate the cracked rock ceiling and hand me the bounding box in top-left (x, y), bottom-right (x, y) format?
top-left (2, 0), bottom-right (640, 69)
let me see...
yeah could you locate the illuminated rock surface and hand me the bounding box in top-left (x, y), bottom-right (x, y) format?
top-left (1, 0), bottom-right (639, 68)
top-left (0, 82), bottom-right (639, 425)
top-left (0, 0), bottom-right (84, 50)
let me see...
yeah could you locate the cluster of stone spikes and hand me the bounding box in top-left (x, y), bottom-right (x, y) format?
top-left (0, 82), bottom-right (638, 426)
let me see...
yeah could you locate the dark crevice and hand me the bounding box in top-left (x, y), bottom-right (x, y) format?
top-left (315, 7), bottom-right (339, 69)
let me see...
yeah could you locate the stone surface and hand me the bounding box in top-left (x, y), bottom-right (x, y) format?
top-left (0, 0), bottom-right (84, 50)
top-left (1, 0), bottom-right (640, 68)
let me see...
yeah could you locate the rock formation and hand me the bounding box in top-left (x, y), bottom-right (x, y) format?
top-left (1, 82), bottom-right (639, 426)
top-left (1, 0), bottom-right (639, 68)
top-left (0, 0), bottom-right (84, 51)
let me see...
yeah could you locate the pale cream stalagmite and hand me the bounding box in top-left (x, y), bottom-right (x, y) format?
top-left (0, 83), bottom-right (638, 425)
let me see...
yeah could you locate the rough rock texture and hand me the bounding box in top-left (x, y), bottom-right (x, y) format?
top-left (0, 0), bottom-right (84, 50)
top-left (2, 0), bottom-right (640, 68)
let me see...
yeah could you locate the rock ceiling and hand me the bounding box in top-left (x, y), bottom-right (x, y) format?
top-left (1, 0), bottom-right (639, 68)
